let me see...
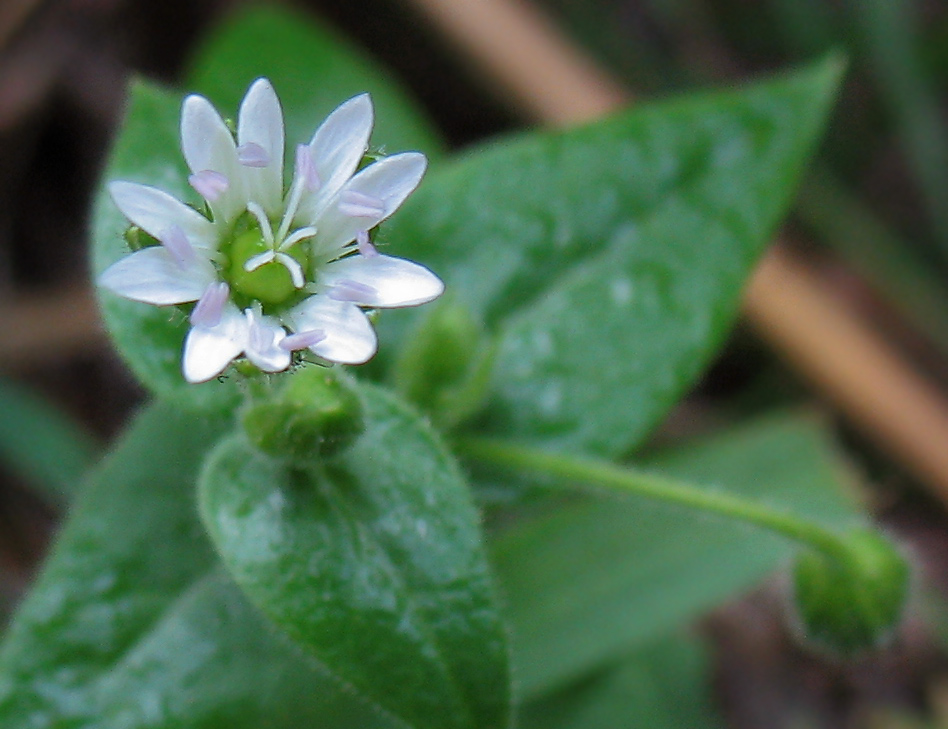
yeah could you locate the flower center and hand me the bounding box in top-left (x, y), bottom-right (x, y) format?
top-left (227, 228), bottom-right (310, 306)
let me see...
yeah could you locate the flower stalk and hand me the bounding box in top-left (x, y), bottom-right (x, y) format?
top-left (458, 435), bottom-right (912, 654)
top-left (457, 435), bottom-right (851, 563)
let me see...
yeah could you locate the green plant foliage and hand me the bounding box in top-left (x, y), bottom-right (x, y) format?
top-left (382, 57), bottom-right (843, 456)
top-left (200, 383), bottom-right (511, 729)
top-left (90, 574), bottom-right (394, 728)
top-left (0, 401), bottom-right (411, 727)
top-left (0, 377), bottom-right (98, 507)
top-left (491, 414), bottom-right (861, 698)
top-left (520, 632), bottom-right (723, 729)
top-left (43, 5), bottom-right (859, 726)
top-left (0, 402), bottom-right (229, 722)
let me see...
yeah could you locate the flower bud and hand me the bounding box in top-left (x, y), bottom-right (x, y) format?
top-left (790, 528), bottom-right (910, 656)
top-left (242, 367), bottom-right (364, 461)
top-left (392, 299), bottom-right (495, 429)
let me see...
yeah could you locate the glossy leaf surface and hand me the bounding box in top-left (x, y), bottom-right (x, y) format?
top-left (0, 403), bottom-right (227, 722)
top-left (383, 58), bottom-right (842, 455)
top-left (200, 384), bottom-right (511, 729)
top-left (0, 402), bottom-right (402, 728)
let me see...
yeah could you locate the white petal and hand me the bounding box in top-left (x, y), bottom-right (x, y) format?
top-left (180, 94), bottom-right (244, 223)
top-left (295, 94), bottom-right (374, 224)
top-left (286, 296), bottom-right (377, 365)
top-left (320, 254), bottom-right (444, 307)
top-left (99, 247), bottom-right (216, 305)
top-left (244, 311), bottom-right (291, 373)
top-left (109, 182), bottom-right (217, 251)
top-left (238, 79), bottom-right (284, 216)
top-left (182, 305), bottom-right (247, 383)
top-left (313, 152), bottom-right (427, 255)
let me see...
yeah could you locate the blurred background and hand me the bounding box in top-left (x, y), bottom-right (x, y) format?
top-left (4, 0), bottom-right (948, 726)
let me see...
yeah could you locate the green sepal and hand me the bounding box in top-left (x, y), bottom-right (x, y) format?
top-left (242, 366), bottom-right (365, 461)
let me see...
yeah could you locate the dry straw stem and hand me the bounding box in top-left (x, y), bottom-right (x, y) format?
top-left (0, 286), bottom-right (104, 368)
top-left (403, 0), bottom-right (948, 499)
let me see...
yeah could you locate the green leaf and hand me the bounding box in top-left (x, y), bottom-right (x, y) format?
top-left (199, 383), bottom-right (511, 729)
top-left (520, 632), bottom-right (723, 729)
top-left (0, 377), bottom-right (98, 507)
top-left (0, 401), bottom-right (228, 721)
top-left (91, 6), bottom-right (441, 408)
top-left (490, 413), bottom-right (861, 698)
top-left (92, 573), bottom-right (395, 729)
top-left (186, 5), bottom-right (443, 158)
top-left (0, 401), bottom-right (402, 727)
top-left (383, 57), bottom-right (843, 455)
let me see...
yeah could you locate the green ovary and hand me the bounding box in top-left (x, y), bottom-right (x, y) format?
top-left (227, 229), bottom-right (310, 306)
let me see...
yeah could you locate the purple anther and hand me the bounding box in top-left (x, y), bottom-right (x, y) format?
top-left (190, 282), bottom-right (230, 327)
top-left (189, 170), bottom-right (229, 202)
top-left (279, 328), bottom-right (327, 351)
top-left (338, 190), bottom-right (385, 218)
top-left (295, 144), bottom-right (321, 192)
top-left (159, 225), bottom-right (196, 269)
top-left (328, 278), bottom-right (378, 303)
top-left (237, 142), bottom-right (270, 168)
top-left (356, 230), bottom-right (379, 258)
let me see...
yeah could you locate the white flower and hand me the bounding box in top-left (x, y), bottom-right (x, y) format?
top-left (99, 79), bottom-right (444, 383)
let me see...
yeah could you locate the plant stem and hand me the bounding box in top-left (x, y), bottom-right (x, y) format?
top-left (457, 435), bottom-right (851, 563)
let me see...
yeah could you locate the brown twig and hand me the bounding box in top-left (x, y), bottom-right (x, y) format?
top-left (0, 286), bottom-right (104, 368)
top-left (401, 0), bottom-right (948, 499)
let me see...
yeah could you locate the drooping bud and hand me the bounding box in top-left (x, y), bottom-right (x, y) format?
top-left (242, 367), bottom-right (364, 461)
top-left (789, 528), bottom-right (911, 656)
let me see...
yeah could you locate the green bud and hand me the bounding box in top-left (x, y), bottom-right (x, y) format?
top-left (790, 528), bottom-right (910, 656)
top-left (124, 225), bottom-right (156, 252)
top-left (227, 229), bottom-right (309, 306)
top-left (242, 367), bottom-right (364, 461)
top-left (392, 298), bottom-right (495, 429)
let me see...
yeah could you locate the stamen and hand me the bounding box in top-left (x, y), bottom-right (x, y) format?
top-left (237, 142), bottom-right (270, 168)
top-left (279, 226), bottom-right (318, 251)
top-left (280, 328), bottom-right (326, 351)
top-left (244, 250), bottom-right (275, 272)
top-left (275, 252), bottom-right (306, 289)
top-left (356, 230), bottom-right (379, 258)
top-left (247, 202), bottom-right (275, 246)
top-left (274, 145), bottom-right (316, 244)
top-left (159, 225), bottom-right (197, 269)
top-left (190, 282), bottom-right (229, 327)
top-left (189, 170), bottom-right (229, 202)
top-left (339, 190), bottom-right (385, 218)
top-left (328, 278), bottom-right (378, 303)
